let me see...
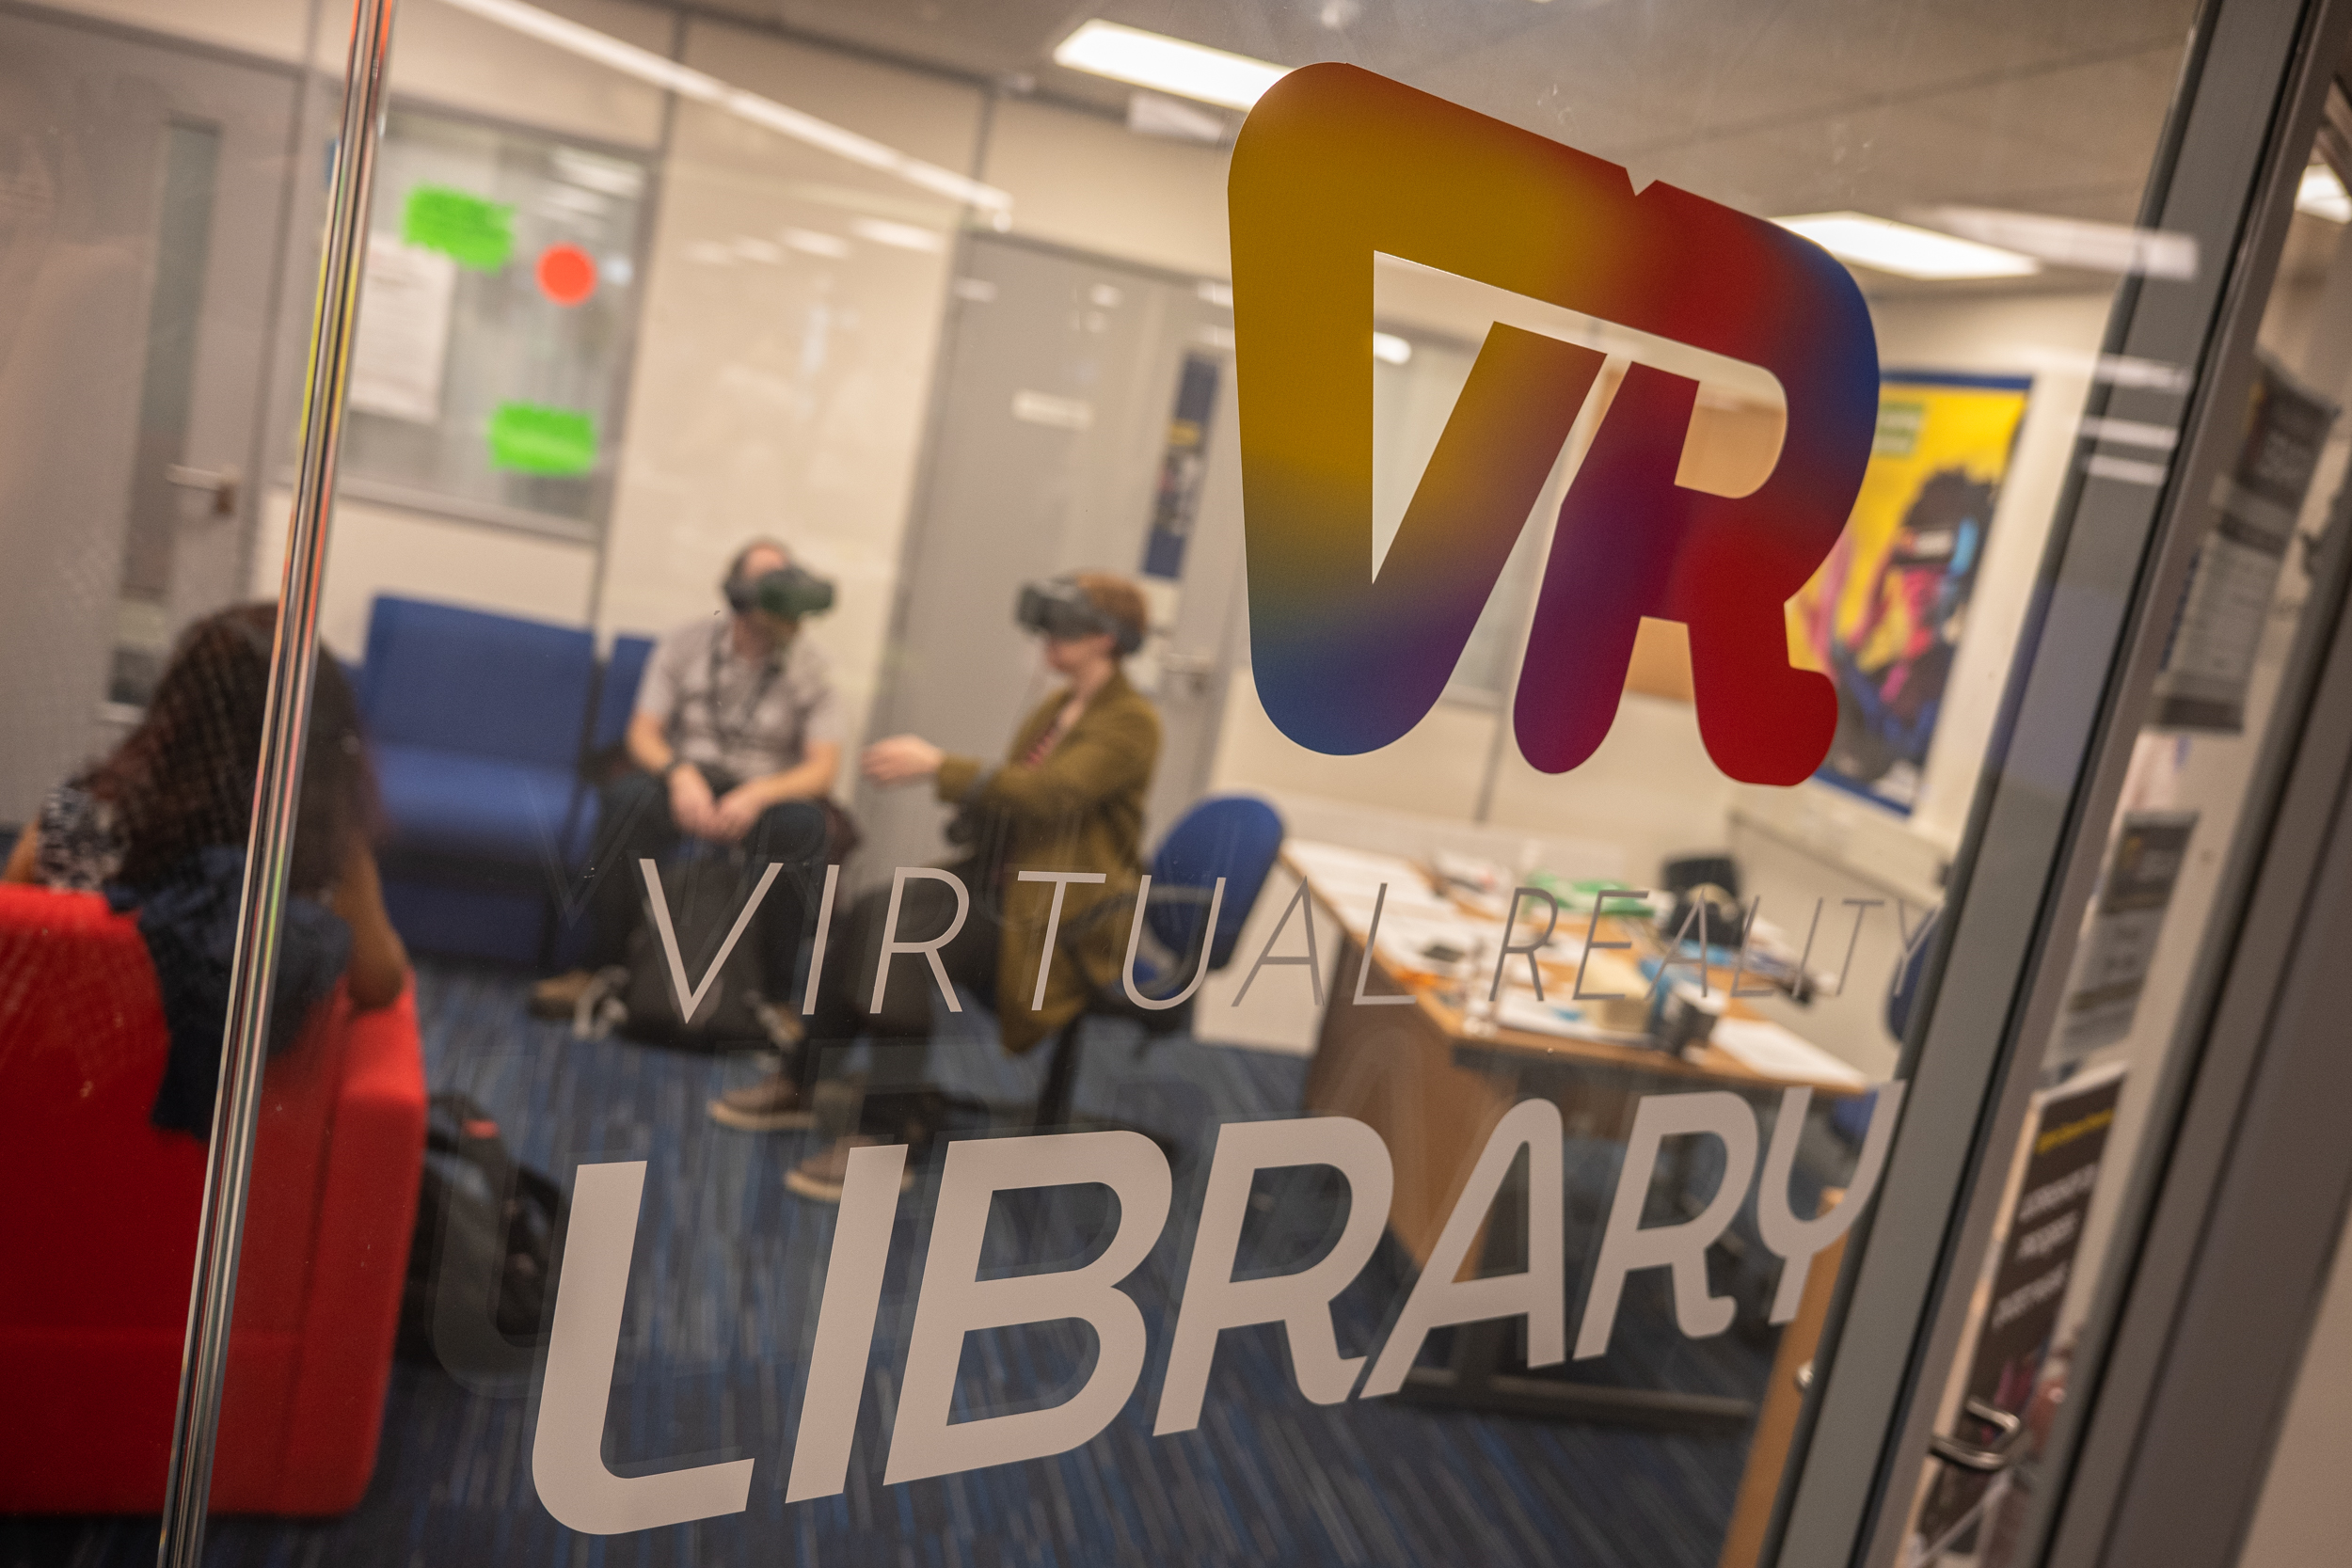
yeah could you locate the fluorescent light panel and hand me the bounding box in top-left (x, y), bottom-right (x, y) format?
top-left (1053, 21), bottom-right (1286, 111)
top-left (434, 0), bottom-right (1010, 214)
top-left (1775, 212), bottom-right (2040, 280)
top-left (2298, 165), bottom-right (2352, 223)
top-left (1918, 206), bottom-right (2196, 279)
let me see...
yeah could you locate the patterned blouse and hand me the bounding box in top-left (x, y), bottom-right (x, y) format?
top-left (34, 784), bottom-right (126, 892)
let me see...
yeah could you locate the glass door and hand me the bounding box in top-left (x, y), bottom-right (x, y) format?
top-left (1867, 60), bottom-right (2352, 1568)
top-left (8, 1), bottom-right (2347, 1566)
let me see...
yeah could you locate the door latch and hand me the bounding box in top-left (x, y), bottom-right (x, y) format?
top-left (1928, 1397), bottom-right (2028, 1474)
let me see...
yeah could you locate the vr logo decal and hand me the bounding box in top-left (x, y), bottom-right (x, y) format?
top-left (1229, 64), bottom-right (1880, 785)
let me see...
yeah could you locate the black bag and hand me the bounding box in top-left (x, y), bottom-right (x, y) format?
top-left (617, 849), bottom-right (799, 1053)
top-left (399, 1092), bottom-right (564, 1391)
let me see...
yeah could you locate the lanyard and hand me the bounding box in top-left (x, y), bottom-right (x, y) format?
top-left (700, 630), bottom-right (784, 758)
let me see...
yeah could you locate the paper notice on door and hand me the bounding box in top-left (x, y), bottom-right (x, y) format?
top-left (1912, 1064), bottom-right (2125, 1560)
top-left (2150, 355), bottom-right (2332, 731)
top-left (349, 233), bottom-right (456, 423)
top-left (2056, 809), bottom-right (2197, 1061)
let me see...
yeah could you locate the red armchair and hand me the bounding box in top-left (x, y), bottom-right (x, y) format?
top-left (0, 883), bottom-right (426, 1515)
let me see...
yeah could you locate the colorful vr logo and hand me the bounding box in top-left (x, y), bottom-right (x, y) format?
top-left (1229, 65), bottom-right (1880, 785)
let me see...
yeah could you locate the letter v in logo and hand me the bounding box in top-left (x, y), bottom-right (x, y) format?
top-left (1229, 64), bottom-right (1880, 785)
top-left (639, 857), bottom-right (778, 1023)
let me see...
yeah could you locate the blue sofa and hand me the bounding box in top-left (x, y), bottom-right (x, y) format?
top-left (359, 595), bottom-right (655, 966)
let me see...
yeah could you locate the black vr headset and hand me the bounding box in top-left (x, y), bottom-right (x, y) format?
top-left (724, 560), bottom-right (835, 622)
top-left (1017, 577), bottom-right (1142, 655)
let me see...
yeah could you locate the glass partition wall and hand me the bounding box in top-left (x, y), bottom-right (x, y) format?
top-left (2, 1), bottom-right (2342, 1566)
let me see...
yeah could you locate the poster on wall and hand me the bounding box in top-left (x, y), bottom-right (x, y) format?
top-left (1140, 352), bottom-right (1222, 580)
top-left (2149, 354), bottom-right (2335, 732)
top-left (1790, 373), bottom-right (2032, 814)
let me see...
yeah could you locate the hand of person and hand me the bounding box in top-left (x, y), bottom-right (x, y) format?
top-left (708, 785), bottom-right (765, 844)
top-left (668, 763), bottom-right (716, 836)
top-left (863, 735), bottom-right (945, 786)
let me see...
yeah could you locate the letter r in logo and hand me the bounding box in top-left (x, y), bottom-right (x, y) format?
top-left (1228, 65), bottom-right (1880, 785)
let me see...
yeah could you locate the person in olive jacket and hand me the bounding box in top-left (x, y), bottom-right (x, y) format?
top-left (708, 571), bottom-right (1160, 1203)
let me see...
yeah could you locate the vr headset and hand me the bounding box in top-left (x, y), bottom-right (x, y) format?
top-left (1017, 577), bottom-right (1142, 655)
top-left (724, 562), bottom-right (835, 622)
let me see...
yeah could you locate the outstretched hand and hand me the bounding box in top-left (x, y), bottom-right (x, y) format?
top-left (864, 735), bottom-right (944, 786)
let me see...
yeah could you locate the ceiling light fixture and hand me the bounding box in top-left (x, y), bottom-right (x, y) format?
top-left (1774, 212), bottom-right (2041, 280)
top-left (1915, 206), bottom-right (2197, 280)
top-left (434, 0), bottom-right (1010, 214)
top-left (1053, 20), bottom-right (1287, 111)
top-left (851, 216), bottom-right (946, 252)
top-left (1372, 332), bottom-right (1413, 366)
top-left (2297, 164), bottom-right (2352, 223)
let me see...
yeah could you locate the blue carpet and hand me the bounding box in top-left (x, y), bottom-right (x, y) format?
top-left (5, 958), bottom-right (1813, 1568)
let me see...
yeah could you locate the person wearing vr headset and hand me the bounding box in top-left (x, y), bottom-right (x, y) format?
top-left (715, 572), bottom-right (1160, 1201)
top-left (531, 539), bottom-right (843, 1022)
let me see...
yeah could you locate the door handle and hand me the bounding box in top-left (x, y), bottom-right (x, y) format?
top-left (1928, 1397), bottom-right (2028, 1474)
top-left (166, 463), bottom-right (239, 517)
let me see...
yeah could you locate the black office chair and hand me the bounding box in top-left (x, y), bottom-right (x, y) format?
top-left (1661, 850), bottom-right (1746, 950)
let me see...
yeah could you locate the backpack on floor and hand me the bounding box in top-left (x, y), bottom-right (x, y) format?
top-left (614, 850), bottom-right (801, 1053)
top-left (398, 1092), bottom-right (564, 1391)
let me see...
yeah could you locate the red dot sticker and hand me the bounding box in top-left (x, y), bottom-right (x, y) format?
top-left (535, 242), bottom-right (597, 307)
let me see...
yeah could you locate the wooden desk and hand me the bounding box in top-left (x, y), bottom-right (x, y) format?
top-left (1289, 845), bottom-right (1866, 1430)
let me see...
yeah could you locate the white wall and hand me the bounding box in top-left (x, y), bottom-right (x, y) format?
top-left (589, 18), bottom-right (981, 771)
top-left (44, 0), bottom-right (315, 63)
top-left (252, 488), bottom-right (596, 659)
top-left (386, 0), bottom-right (671, 150)
top-left (980, 99), bottom-right (1230, 280)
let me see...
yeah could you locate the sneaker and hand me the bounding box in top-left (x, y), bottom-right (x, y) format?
top-left (785, 1134), bottom-right (914, 1203)
top-left (529, 969), bottom-right (597, 1021)
top-left (707, 1070), bottom-right (815, 1132)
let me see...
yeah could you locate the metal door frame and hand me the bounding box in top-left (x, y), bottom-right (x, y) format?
top-left (1769, 0), bottom-right (2352, 1561)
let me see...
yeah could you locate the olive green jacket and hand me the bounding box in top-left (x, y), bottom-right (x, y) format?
top-left (934, 670), bottom-right (1160, 1053)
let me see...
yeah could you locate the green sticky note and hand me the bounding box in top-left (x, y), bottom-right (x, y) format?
top-left (402, 183), bottom-right (514, 270)
top-left (487, 402), bottom-right (596, 476)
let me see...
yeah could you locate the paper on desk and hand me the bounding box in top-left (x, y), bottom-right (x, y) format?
top-left (1710, 1018), bottom-right (1868, 1087)
top-left (1287, 840), bottom-right (1424, 887)
top-left (1493, 993), bottom-right (1591, 1039)
top-left (1287, 841), bottom-right (1455, 929)
top-left (1370, 911), bottom-right (1487, 975)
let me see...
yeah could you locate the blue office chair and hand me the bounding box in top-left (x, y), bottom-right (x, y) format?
top-left (588, 634), bottom-right (657, 756)
top-left (1026, 794), bottom-right (1286, 1132)
top-left (1828, 904), bottom-right (1942, 1145)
